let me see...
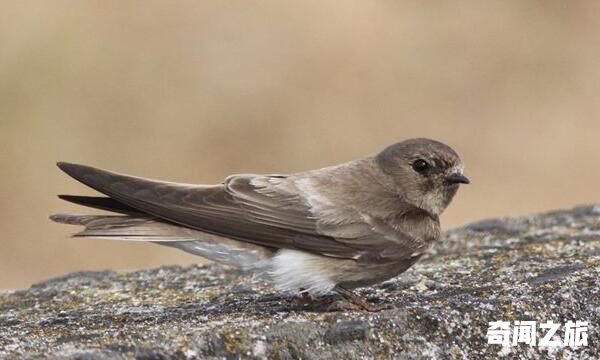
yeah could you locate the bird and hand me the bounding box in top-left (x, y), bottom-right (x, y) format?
top-left (50, 138), bottom-right (469, 311)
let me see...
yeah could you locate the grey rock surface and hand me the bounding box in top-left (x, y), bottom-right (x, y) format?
top-left (1, 205), bottom-right (598, 359)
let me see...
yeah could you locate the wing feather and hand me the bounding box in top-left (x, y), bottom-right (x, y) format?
top-left (56, 162), bottom-right (427, 262)
top-left (56, 163), bottom-right (358, 258)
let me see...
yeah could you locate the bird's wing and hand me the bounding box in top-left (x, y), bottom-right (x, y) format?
top-left (56, 162), bottom-right (425, 261)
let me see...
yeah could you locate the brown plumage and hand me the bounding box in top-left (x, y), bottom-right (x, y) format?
top-left (51, 138), bottom-right (469, 310)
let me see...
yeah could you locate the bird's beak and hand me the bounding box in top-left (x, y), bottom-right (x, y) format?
top-left (446, 173), bottom-right (470, 185)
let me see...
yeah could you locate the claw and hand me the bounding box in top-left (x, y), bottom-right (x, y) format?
top-left (292, 291), bottom-right (314, 305)
top-left (334, 286), bottom-right (390, 312)
top-left (291, 287), bottom-right (390, 312)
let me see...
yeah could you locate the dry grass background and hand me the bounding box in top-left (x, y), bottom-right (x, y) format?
top-left (1, 1), bottom-right (599, 289)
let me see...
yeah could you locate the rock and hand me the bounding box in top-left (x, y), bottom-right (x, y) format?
top-left (1, 205), bottom-right (598, 359)
top-left (324, 320), bottom-right (369, 344)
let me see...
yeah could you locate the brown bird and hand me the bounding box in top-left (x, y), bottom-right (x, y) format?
top-left (51, 138), bottom-right (469, 311)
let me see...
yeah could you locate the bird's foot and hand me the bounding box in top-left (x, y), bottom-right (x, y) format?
top-left (292, 291), bottom-right (315, 305)
top-left (291, 288), bottom-right (389, 312)
top-left (333, 286), bottom-right (390, 312)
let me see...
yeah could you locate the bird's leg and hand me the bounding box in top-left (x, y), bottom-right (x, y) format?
top-left (333, 286), bottom-right (389, 312)
top-left (292, 290), bottom-right (314, 305)
top-left (291, 289), bottom-right (344, 311)
top-left (291, 287), bottom-right (388, 312)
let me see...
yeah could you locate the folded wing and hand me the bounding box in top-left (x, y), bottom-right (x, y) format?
top-left (56, 162), bottom-right (363, 258)
top-left (55, 162), bottom-right (426, 262)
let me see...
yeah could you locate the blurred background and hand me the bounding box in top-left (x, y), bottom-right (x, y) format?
top-left (1, 1), bottom-right (599, 289)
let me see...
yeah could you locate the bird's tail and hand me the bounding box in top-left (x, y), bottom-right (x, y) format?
top-left (49, 213), bottom-right (199, 240)
top-left (50, 212), bottom-right (272, 270)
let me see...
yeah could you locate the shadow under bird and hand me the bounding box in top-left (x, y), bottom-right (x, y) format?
top-left (51, 138), bottom-right (469, 311)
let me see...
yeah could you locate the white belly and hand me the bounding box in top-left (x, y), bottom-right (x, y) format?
top-left (269, 249), bottom-right (337, 295)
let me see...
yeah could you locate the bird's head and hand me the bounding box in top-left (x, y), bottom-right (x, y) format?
top-left (375, 138), bottom-right (469, 216)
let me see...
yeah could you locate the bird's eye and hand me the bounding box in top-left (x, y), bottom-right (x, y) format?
top-left (412, 159), bottom-right (430, 173)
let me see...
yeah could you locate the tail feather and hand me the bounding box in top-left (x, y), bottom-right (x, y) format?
top-left (49, 213), bottom-right (272, 269)
top-left (50, 213), bottom-right (198, 241)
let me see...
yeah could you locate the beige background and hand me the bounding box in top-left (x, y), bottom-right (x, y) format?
top-left (1, 1), bottom-right (599, 289)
